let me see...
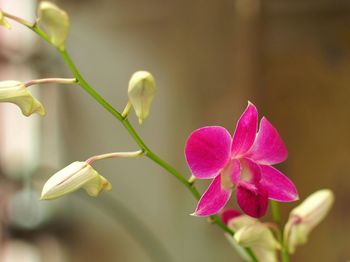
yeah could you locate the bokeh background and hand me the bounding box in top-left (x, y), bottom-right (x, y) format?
top-left (0, 0), bottom-right (348, 261)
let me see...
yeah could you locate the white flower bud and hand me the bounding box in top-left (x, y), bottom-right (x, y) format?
top-left (284, 189), bottom-right (334, 254)
top-left (226, 215), bottom-right (280, 262)
top-left (41, 161), bottom-right (112, 200)
top-left (0, 80), bottom-right (45, 116)
top-left (37, 1), bottom-right (69, 49)
top-left (128, 71), bottom-right (156, 124)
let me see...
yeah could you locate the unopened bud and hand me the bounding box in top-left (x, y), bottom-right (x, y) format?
top-left (128, 71), bottom-right (156, 124)
top-left (223, 210), bottom-right (280, 262)
top-left (284, 189), bottom-right (334, 254)
top-left (0, 80), bottom-right (45, 116)
top-left (234, 222), bottom-right (281, 251)
top-left (41, 161), bottom-right (112, 200)
top-left (37, 1), bottom-right (69, 49)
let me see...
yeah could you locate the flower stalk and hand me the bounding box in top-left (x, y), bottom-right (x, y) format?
top-left (24, 78), bottom-right (77, 87)
top-left (85, 150), bottom-right (144, 164)
top-left (2, 11), bottom-right (34, 28)
top-left (121, 101), bottom-right (132, 119)
top-left (270, 201), bottom-right (290, 262)
top-left (58, 46), bottom-right (260, 262)
top-left (58, 47), bottom-right (259, 262)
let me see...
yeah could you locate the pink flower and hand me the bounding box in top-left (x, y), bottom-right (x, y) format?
top-left (185, 102), bottom-right (298, 218)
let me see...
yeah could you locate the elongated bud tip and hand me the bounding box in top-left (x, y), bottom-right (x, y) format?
top-left (284, 189), bottom-right (334, 254)
top-left (0, 80), bottom-right (45, 117)
top-left (0, 10), bottom-right (11, 29)
top-left (37, 1), bottom-right (69, 49)
top-left (128, 71), bottom-right (156, 124)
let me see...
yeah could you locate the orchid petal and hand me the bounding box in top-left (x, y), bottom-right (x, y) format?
top-left (260, 165), bottom-right (298, 202)
top-left (231, 102), bottom-right (258, 157)
top-left (236, 181), bottom-right (268, 218)
top-left (83, 175), bottom-right (112, 197)
top-left (193, 175), bottom-right (231, 216)
top-left (185, 126), bottom-right (231, 179)
top-left (221, 209), bottom-right (241, 225)
top-left (247, 117), bottom-right (287, 165)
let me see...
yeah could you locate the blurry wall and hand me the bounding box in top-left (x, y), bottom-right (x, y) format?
top-left (262, 1), bottom-right (350, 261)
top-left (60, 0), bottom-right (350, 261)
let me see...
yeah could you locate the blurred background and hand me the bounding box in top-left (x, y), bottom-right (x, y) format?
top-left (0, 0), bottom-right (349, 261)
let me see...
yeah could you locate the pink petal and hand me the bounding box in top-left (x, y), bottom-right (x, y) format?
top-left (221, 209), bottom-right (241, 225)
top-left (260, 165), bottom-right (298, 202)
top-left (247, 117), bottom-right (288, 165)
top-left (193, 175), bottom-right (232, 217)
top-left (231, 102), bottom-right (258, 157)
top-left (236, 181), bottom-right (268, 218)
top-left (185, 126), bottom-right (231, 179)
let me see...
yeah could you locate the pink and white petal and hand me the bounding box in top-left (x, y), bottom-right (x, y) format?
top-left (185, 126), bottom-right (231, 179)
top-left (247, 117), bottom-right (288, 165)
top-left (239, 158), bottom-right (261, 184)
top-left (231, 102), bottom-right (258, 157)
top-left (192, 175), bottom-right (232, 217)
top-left (236, 181), bottom-right (268, 218)
top-left (221, 209), bottom-right (241, 225)
top-left (260, 165), bottom-right (298, 202)
top-left (221, 159), bottom-right (241, 187)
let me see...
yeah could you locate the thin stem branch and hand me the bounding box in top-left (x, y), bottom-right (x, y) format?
top-left (85, 150), bottom-right (143, 164)
top-left (122, 101), bottom-right (132, 118)
top-left (5, 11), bottom-right (259, 262)
top-left (59, 48), bottom-right (259, 262)
top-left (3, 11), bottom-right (34, 27)
top-left (271, 200), bottom-right (281, 225)
top-left (24, 77), bottom-right (77, 87)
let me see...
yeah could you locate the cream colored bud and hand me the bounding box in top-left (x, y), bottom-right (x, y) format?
top-left (37, 1), bottom-right (69, 49)
top-left (0, 10), bottom-right (11, 29)
top-left (0, 81), bottom-right (45, 116)
top-left (128, 71), bottom-right (156, 124)
top-left (41, 161), bottom-right (112, 200)
top-left (234, 223), bottom-right (280, 251)
top-left (226, 215), bottom-right (280, 262)
top-left (284, 189), bottom-right (334, 254)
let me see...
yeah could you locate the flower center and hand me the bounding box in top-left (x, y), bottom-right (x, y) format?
top-left (240, 161), bottom-right (253, 182)
top-left (221, 161), bottom-right (236, 189)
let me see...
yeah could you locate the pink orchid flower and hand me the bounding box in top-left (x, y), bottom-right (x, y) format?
top-left (185, 102), bottom-right (298, 218)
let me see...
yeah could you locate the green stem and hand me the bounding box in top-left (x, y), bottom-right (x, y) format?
top-left (21, 19), bottom-right (260, 262)
top-left (271, 200), bottom-right (281, 225)
top-left (270, 201), bottom-right (290, 262)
